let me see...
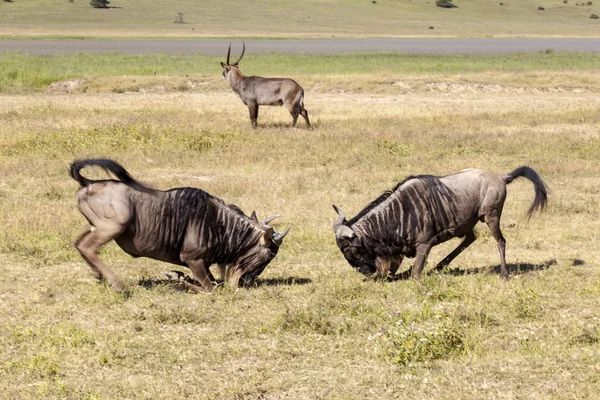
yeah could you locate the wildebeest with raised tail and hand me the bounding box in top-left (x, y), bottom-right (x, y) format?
top-left (70, 159), bottom-right (290, 293)
top-left (220, 41), bottom-right (310, 128)
top-left (332, 167), bottom-right (548, 280)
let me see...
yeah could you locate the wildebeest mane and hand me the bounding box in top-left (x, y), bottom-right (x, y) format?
top-left (158, 187), bottom-right (260, 263)
top-left (348, 175), bottom-right (446, 226)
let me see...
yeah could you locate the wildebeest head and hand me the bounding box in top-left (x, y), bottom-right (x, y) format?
top-left (234, 214), bottom-right (291, 288)
top-left (220, 41), bottom-right (245, 80)
top-left (332, 205), bottom-right (377, 276)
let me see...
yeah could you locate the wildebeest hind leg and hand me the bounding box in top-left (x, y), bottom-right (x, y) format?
top-left (74, 230), bottom-right (101, 280)
top-left (185, 259), bottom-right (215, 293)
top-left (75, 227), bottom-right (124, 291)
top-left (486, 217), bottom-right (508, 279)
top-left (434, 230), bottom-right (476, 271)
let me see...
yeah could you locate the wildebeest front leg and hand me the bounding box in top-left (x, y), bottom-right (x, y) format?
top-left (434, 230), bottom-right (476, 271)
top-left (411, 243), bottom-right (433, 279)
top-left (185, 259), bottom-right (215, 292)
top-left (248, 102), bottom-right (259, 128)
top-left (412, 230), bottom-right (457, 279)
top-left (376, 256), bottom-right (404, 279)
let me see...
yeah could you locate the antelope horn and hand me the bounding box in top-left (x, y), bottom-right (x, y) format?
top-left (233, 41), bottom-right (245, 66)
top-left (261, 214), bottom-right (280, 229)
top-left (226, 42), bottom-right (231, 65)
top-left (273, 225), bottom-right (291, 246)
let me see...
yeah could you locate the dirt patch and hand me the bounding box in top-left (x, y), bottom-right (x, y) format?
top-left (46, 78), bottom-right (88, 94)
top-left (409, 81), bottom-right (591, 94)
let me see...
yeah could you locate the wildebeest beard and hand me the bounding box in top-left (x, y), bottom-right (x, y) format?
top-left (194, 199), bottom-right (280, 287)
top-left (225, 239), bottom-right (279, 287)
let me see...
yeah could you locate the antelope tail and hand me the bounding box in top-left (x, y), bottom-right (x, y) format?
top-left (70, 158), bottom-right (153, 193)
top-left (503, 166), bottom-right (548, 218)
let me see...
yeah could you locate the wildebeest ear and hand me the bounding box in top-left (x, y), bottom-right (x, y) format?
top-left (250, 211), bottom-right (258, 223)
top-left (351, 235), bottom-right (362, 247)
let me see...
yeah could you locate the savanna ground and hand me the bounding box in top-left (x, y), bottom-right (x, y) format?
top-left (1, 52), bottom-right (600, 398)
top-left (1, 0), bottom-right (600, 38)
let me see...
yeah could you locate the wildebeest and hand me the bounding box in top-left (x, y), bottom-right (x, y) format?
top-left (332, 167), bottom-right (548, 280)
top-left (220, 41), bottom-right (310, 128)
top-left (70, 159), bottom-right (290, 293)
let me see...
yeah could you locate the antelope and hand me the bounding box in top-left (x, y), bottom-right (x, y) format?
top-left (220, 42), bottom-right (310, 128)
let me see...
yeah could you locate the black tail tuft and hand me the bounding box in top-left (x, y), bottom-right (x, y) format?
top-left (504, 166), bottom-right (548, 218)
top-left (69, 159), bottom-right (153, 193)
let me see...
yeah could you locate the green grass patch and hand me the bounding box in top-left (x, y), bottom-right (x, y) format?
top-left (2, 51), bottom-right (600, 93)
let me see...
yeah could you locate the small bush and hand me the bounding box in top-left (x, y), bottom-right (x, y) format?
top-left (591, 13), bottom-right (599, 19)
top-left (378, 316), bottom-right (466, 366)
top-left (90, 0), bottom-right (109, 8)
top-left (436, 0), bottom-right (457, 8)
top-left (570, 325), bottom-right (600, 346)
top-left (513, 288), bottom-right (543, 320)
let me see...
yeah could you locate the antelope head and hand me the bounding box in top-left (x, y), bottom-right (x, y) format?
top-left (220, 41), bottom-right (245, 80)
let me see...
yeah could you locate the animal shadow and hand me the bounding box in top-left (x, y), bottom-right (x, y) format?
top-left (136, 275), bottom-right (311, 291)
top-left (257, 121), bottom-right (314, 130)
top-left (436, 259), bottom-right (558, 277)
top-left (137, 277), bottom-right (196, 291)
top-left (253, 277), bottom-right (312, 287)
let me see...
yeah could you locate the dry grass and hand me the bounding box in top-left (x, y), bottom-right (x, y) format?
top-left (1, 0), bottom-right (600, 38)
top-left (1, 64), bottom-right (600, 399)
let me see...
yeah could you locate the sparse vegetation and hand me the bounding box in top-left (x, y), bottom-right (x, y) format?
top-left (1, 51), bottom-right (600, 398)
top-left (89, 0), bottom-right (109, 8)
top-left (1, 0), bottom-right (600, 37)
top-left (436, 0), bottom-right (458, 8)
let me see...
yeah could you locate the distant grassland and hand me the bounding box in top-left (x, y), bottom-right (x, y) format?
top-left (3, 51), bottom-right (600, 94)
top-left (1, 0), bottom-right (600, 38)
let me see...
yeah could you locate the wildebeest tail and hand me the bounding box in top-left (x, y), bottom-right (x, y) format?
top-left (70, 158), bottom-right (153, 193)
top-left (503, 166), bottom-right (548, 218)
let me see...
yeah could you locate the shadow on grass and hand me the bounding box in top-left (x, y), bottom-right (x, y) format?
top-left (255, 121), bottom-right (315, 130)
top-left (137, 277), bottom-right (191, 291)
top-left (385, 259), bottom-right (559, 281)
top-left (433, 259), bottom-right (558, 277)
top-left (253, 276), bottom-right (312, 287)
top-left (137, 275), bottom-right (311, 290)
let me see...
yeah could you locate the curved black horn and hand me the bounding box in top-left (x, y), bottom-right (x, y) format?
top-left (332, 204), bottom-right (346, 231)
top-left (273, 225), bottom-right (291, 246)
top-left (226, 42), bottom-right (231, 65)
top-left (233, 41), bottom-right (245, 66)
top-left (261, 214), bottom-right (279, 229)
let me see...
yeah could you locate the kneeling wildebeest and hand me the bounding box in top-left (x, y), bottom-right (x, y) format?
top-left (70, 159), bottom-right (290, 293)
top-left (333, 166), bottom-right (548, 280)
top-left (220, 41), bottom-right (310, 128)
